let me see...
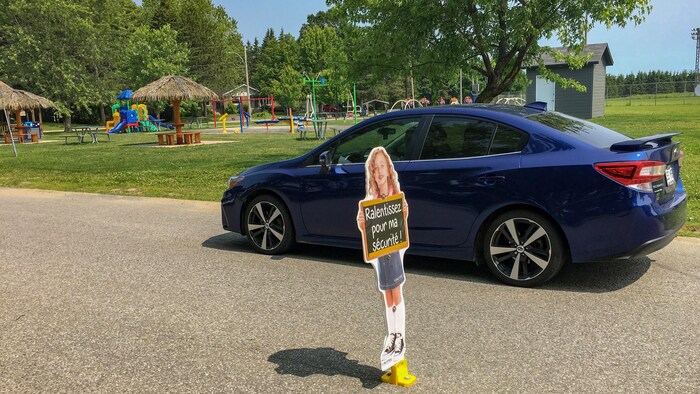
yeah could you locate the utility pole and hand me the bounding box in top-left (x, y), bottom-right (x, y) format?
top-left (231, 49), bottom-right (252, 114)
top-left (692, 28), bottom-right (700, 85)
top-left (244, 46), bottom-right (251, 114)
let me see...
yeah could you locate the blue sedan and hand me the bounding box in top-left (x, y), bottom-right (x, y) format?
top-left (221, 104), bottom-right (686, 287)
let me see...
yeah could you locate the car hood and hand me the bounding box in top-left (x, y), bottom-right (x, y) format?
top-left (240, 157), bottom-right (301, 176)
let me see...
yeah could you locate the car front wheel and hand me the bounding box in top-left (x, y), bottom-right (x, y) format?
top-left (482, 210), bottom-right (566, 287)
top-left (244, 195), bottom-right (294, 254)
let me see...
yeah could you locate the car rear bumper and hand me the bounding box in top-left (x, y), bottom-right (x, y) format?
top-left (593, 226), bottom-right (680, 261)
top-left (566, 190), bottom-right (687, 263)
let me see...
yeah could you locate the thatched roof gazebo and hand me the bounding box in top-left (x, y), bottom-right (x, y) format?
top-left (0, 83), bottom-right (55, 146)
top-left (2, 89), bottom-right (55, 111)
top-left (0, 80), bottom-right (12, 96)
top-left (133, 76), bottom-right (218, 145)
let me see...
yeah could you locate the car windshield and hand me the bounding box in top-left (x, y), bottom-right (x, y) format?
top-left (527, 111), bottom-right (630, 148)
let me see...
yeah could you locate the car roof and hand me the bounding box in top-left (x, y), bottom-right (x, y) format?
top-left (378, 104), bottom-right (544, 120)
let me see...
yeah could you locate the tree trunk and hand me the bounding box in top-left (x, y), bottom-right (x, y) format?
top-left (477, 85), bottom-right (501, 103)
top-left (99, 105), bottom-right (106, 127)
top-left (63, 115), bottom-right (72, 132)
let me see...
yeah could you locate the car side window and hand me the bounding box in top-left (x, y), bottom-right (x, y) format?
top-left (331, 117), bottom-right (420, 164)
top-left (420, 117), bottom-right (496, 160)
top-left (490, 125), bottom-right (529, 154)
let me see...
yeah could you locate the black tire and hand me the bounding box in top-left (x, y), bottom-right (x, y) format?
top-left (482, 210), bottom-right (567, 287)
top-left (244, 195), bottom-right (295, 255)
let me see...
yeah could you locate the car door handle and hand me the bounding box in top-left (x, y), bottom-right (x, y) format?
top-left (478, 175), bottom-right (505, 186)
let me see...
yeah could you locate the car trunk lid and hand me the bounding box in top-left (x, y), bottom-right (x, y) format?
top-left (610, 132), bottom-right (682, 203)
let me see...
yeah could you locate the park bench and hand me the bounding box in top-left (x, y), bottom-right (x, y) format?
top-left (182, 132), bottom-right (202, 144)
top-left (3, 128), bottom-right (39, 144)
top-left (94, 132), bottom-right (111, 143)
top-left (156, 131), bottom-right (201, 145)
top-left (156, 132), bottom-right (177, 145)
top-left (63, 135), bottom-right (83, 144)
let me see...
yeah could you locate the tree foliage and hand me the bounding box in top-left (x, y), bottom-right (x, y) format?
top-left (252, 30), bottom-right (301, 102)
top-left (329, 0), bottom-right (652, 102)
top-left (271, 65), bottom-right (304, 110)
top-left (0, 0), bottom-right (105, 128)
top-left (163, 0), bottom-right (245, 95)
top-left (122, 25), bottom-right (189, 89)
top-left (1, 0), bottom-right (670, 126)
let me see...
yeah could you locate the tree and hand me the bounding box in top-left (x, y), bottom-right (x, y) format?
top-left (0, 0), bottom-right (106, 129)
top-left (144, 0), bottom-right (179, 29)
top-left (271, 65), bottom-right (304, 110)
top-left (299, 25), bottom-right (349, 107)
top-left (251, 29), bottom-right (278, 95)
top-left (122, 25), bottom-right (190, 118)
top-left (329, 0), bottom-right (652, 102)
top-left (170, 0), bottom-right (245, 95)
top-left (252, 30), bottom-right (301, 97)
top-left (90, 0), bottom-right (142, 125)
top-left (123, 26), bottom-right (189, 89)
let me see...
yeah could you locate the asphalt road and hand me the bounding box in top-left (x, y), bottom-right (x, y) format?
top-left (1, 188), bottom-right (698, 393)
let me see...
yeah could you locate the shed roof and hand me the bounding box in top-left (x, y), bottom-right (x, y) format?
top-left (528, 43), bottom-right (613, 68)
top-left (223, 84), bottom-right (259, 97)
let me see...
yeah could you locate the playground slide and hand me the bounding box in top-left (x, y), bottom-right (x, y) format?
top-left (148, 115), bottom-right (175, 130)
top-left (109, 119), bottom-right (127, 133)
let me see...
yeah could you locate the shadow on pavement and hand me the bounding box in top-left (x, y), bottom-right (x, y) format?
top-left (543, 256), bottom-right (651, 293)
top-left (203, 233), bottom-right (651, 293)
top-left (268, 347), bottom-right (383, 389)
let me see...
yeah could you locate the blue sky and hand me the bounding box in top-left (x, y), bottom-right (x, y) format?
top-left (226, 0), bottom-right (695, 76)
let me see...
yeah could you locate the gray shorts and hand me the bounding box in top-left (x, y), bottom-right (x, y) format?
top-left (376, 251), bottom-right (405, 290)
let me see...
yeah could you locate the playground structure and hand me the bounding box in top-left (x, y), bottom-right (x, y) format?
top-left (106, 89), bottom-right (174, 133)
top-left (495, 96), bottom-right (525, 105)
top-left (388, 98), bottom-right (423, 112)
top-left (362, 99), bottom-right (390, 116)
top-left (218, 112), bottom-right (239, 134)
top-left (211, 95), bottom-right (275, 131)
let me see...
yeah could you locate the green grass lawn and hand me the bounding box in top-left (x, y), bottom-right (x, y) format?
top-left (0, 132), bottom-right (322, 201)
top-left (605, 93), bottom-right (700, 107)
top-left (1, 100), bottom-right (698, 236)
top-left (591, 103), bottom-right (699, 235)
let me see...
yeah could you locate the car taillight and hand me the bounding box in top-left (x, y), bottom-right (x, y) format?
top-left (594, 161), bottom-right (665, 192)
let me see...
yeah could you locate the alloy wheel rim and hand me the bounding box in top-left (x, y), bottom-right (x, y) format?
top-left (247, 201), bottom-right (285, 250)
top-left (489, 217), bottom-right (551, 281)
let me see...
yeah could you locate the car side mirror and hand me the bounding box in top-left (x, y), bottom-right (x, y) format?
top-left (319, 150), bottom-right (331, 174)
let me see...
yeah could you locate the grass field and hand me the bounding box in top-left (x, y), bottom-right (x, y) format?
top-left (1, 100), bottom-right (698, 236)
top-left (605, 94), bottom-right (700, 107)
top-left (0, 132), bottom-right (323, 201)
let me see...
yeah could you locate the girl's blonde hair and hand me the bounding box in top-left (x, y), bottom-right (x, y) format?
top-left (365, 147), bottom-right (400, 198)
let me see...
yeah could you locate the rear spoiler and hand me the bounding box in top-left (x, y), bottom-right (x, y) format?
top-left (610, 132), bottom-right (681, 152)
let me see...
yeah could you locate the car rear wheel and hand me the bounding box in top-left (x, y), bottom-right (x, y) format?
top-left (244, 195), bottom-right (294, 255)
top-left (482, 210), bottom-right (566, 287)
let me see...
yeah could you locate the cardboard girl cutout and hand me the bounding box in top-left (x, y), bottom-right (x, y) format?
top-left (356, 147), bottom-right (409, 371)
